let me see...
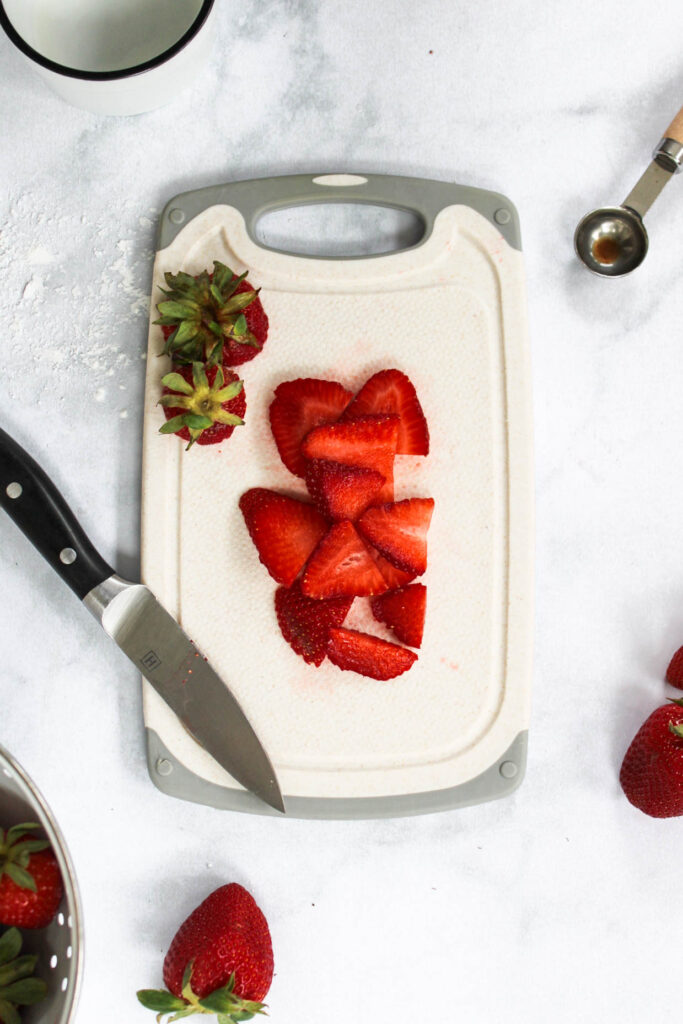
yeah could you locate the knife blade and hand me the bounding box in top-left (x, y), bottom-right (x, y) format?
top-left (0, 426), bottom-right (284, 814)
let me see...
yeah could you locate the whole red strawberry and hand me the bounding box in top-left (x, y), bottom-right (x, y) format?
top-left (0, 824), bottom-right (63, 929)
top-left (619, 698), bottom-right (683, 817)
top-left (137, 883), bottom-right (273, 1022)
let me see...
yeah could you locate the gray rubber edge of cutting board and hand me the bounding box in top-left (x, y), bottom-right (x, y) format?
top-left (156, 172), bottom-right (522, 254)
top-left (147, 728), bottom-right (528, 819)
top-left (146, 171), bottom-right (528, 817)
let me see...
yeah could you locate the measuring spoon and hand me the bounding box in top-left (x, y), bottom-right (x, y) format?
top-left (575, 106), bottom-right (683, 276)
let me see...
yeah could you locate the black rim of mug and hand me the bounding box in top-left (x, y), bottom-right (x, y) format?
top-left (0, 0), bottom-right (215, 81)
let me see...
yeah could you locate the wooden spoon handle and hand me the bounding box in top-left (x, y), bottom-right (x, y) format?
top-left (664, 106), bottom-right (683, 144)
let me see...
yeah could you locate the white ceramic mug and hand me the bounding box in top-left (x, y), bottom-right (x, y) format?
top-left (0, 0), bottom-right (216, 115)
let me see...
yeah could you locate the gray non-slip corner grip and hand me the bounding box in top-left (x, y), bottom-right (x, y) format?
top-left (157, 172), bottom-right (522, 255)
top-left (146, 728), bottom-right (528, 820)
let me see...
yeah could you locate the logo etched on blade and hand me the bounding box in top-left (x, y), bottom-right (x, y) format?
top-left (141, 650), bottom-right (162, 671)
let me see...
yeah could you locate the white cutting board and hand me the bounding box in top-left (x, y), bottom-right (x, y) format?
top-left (140, 173), bottom-right (533, 817)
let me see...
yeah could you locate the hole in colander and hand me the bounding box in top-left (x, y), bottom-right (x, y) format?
top-left (67, 915), bottom-right (73, 928)
top-left (2, 769), bottom-right (11, 778)
top-left (50, 955), bottom-right (58, 969)
top-left (57, 913), bottom-right (65, 926)
top-left (66, 945), bottom-right (72, 958)
top-left (61, 978), bottom-right (68, 992)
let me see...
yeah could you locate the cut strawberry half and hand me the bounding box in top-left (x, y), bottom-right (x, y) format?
top-left (343, 368), bottom-right (429, 455)
top-left (301, 521), bottom-right (388, 599)
top-left (275, 582), bottom-right (353, 666)
top-left (371, 584), bottom-right (426, 648)
top-left (358, 497), bottom-right (434, 576)
top-left (666, 646), bottom-right (683, 690)
top-left (302, 414), bottom-right (399, 503)
top-left (239, 488), bottom-right (328, 587)
top-left (367, 545), bottom-right (417, 589)
top-left (269, 378), bottom-right (353, 478)
top-left (304, 459), bottom-right (385, 522)
top-left (327, 627), bottom-right (417, 680)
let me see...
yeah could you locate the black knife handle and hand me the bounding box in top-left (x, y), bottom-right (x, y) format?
top-left (0, 426), bottom-right (114, 600)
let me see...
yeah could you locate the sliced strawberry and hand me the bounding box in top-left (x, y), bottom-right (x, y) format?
top-left (327, 627), bottom-right (417, 680)
top-left (358, 498), bottom-right (434, 576)
top-left (304, 459), bottom-right (385, 522)
top-left (239, 488), bottom-right (328, 587)
top-left (275, 582), bottom-right (353, 666)
top-left (301, 521), bottom-right (387, 599)
top-left (269, 378), bottom-right (353, 478)
top-left (371, 584), bottom-right (426, 648)
top-left (666, 646), bottom-right (683, 689)
top-left (367, 545), bottom-right (417, 589)
top-left (301, 414), bottom-right (399, 502)
top-left (343, 368), bottom-right (429, 455)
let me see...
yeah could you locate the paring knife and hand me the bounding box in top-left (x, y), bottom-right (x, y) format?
top-left (0, 426), bottom-right (285, 814)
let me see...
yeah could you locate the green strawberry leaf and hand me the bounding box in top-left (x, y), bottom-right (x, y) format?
top-left (214, 381), bottom-right (244, 403)
top-left (173, 320), bottom-right (200, 345)
top-left (157, 301), bottom-right (200, 319)
top-left (191, 362), bottom-right (209, 391)
top-left (5, 825), bottom-right (39, 845)
top-left (232, 314), bottom-right (248, 337)
top-left (0, 978), bottom-right (47, 1005)
top-left (0, 931), bottom-right (21, 967)
top-left (136, 989), bottom-right (188, 1013)
top-left (183, 414), bottom-right (213, 430)
top-left (0, 955), bottom-right (38, 987)
top-left (161, 373), bottom-right (194, 396)
top-left (10, 840), bottom-right (49, 856)
top-left (3, 864), bottom-right (36, 892)
top-left (0, 998), bottom-right (21, 1024)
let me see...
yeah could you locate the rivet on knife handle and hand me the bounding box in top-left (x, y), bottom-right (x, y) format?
top-left (0, 427), bottom-right (114, 599)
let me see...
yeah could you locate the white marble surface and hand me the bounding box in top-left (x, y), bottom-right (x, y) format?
top-left (2, 2), bottom-right (683, 1022)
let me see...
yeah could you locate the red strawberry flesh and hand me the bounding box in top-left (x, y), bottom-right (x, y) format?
top-left (269, 378), bottom-right (353, 478)
top-left (275, 582), bottom-right (353, 665)
top-left (0, 827), bottom-right (63, 930)
top-left (366, 545), bottom-right (417, 589)
top-left (301, 521), bottom-right (388, 599)
top-left (302, 414), bottom-right (399, 502)
top-left (371, 583), bottom-right (426, 648)
top-left (343, 368), bottom-right (429, 455)
top-left (305, 459), bottom-right (385, 522)
top-left (358, 497), bottom-right (434, 576)
top-left (327, 627), bottom-right (417, 680)
top-left (619, 700), bottom-right (683, 817)
top-left (239, 488), bottom-right (328, 587)
top-left (163, 883), bottom-right (273, 1001)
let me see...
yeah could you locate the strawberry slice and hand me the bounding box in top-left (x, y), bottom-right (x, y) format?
top-left (343, 368), bottom-right (429, 455)
top-left (239, 488), bottom-right (328, 587)
top-left (269, 378), bottom-right (353, 478)
top-left (327, 627), bottom-right (417, 680)
top-left (371, 584), bottom-right (426, 648)
top-left (358, 497), bottom-right (434, 576)
top-left (301, 521), bottom-right (388, 599)
top-left (275, 582), bottom-right (353, 666)
top-left (301, 414), bottom-right (399, 503)
top-left (304, 459), bottom-right (385, 522)
top-left (367, 545), bottom-right (417, 589)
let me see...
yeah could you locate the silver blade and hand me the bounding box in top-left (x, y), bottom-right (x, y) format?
top-left (89, 578), bottom-right (284, 813)
top-left (622, 159), bottom-right (675, 219)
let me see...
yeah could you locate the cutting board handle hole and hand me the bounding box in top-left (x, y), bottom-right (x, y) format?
top-left (253, 203), bottom-right (426, 258)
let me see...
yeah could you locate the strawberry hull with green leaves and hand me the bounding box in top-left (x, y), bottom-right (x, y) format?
top-left (137, 883), bottom-right (273, 1024)
top-left (160, 363), bottom-right (246, 449)
top-left (156, 262), bottom-right (269, 368)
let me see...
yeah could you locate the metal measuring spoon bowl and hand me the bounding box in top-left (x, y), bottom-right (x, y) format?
top-left (575, 205), bottom-right (648, 276)
top-left (575, 107), bottom-right (683, 277)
